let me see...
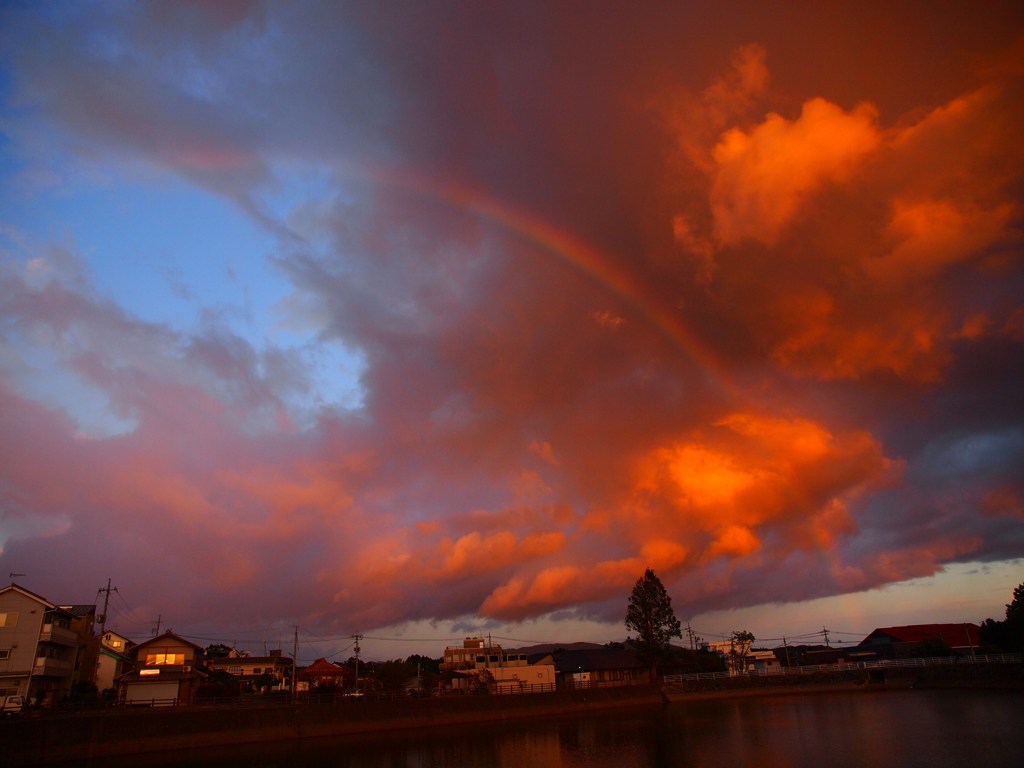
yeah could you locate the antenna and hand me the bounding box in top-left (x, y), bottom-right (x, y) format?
top-left (9, 572), bottom-right (26, 581)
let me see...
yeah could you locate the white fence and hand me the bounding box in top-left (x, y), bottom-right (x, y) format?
top-left (663, 653), bottom-right (1022, 684)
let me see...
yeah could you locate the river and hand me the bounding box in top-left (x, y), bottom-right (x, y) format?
top-left (81, 688), bottom-right (1023, 768)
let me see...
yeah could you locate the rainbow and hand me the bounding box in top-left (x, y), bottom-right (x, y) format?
top-left (340, 162), bottom-right (731, 389)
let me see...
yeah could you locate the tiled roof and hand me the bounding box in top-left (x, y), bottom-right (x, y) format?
top-left (299, 657), bottom-right (346, 677)
top-left (132, 630), bottom-right (206, 652)
top-left (860, 623), bottom-right (981, 648)
top-left (119, 668), bottom-right (207, 683)
top-left (60, 604), bottom-right (97, 618)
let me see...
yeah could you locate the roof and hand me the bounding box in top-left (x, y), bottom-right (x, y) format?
top-left (119, 668), bottom-right (207, 684)
top-left (298, 658), bottom-right (346, 679)
top-left (0, 583), bottom-right (58, 610)
top-left (132, 631), bottom-right (206, 653)
top-left (859, 623), bottom-right (981, 648)
top-left (552, 648), bottom-right (643, 674)
top-left (60, 604), bottom-right (97, 618)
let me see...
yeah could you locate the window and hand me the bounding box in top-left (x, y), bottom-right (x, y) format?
top-left (252, 667), bottom-right (262, 675)
top-left (145, 652), bottom-right (185, 666)
top-left (0, 613), bottom-right (18, 628)
top-left (0, 649), bottom-right (10, 660)
top-left (227, 666), bottom-right (242, 675)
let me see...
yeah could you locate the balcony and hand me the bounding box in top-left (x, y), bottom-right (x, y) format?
top-left (34, 656), bottom-right (74, 677)
top-left (39, 623), bottom-right (78, 647)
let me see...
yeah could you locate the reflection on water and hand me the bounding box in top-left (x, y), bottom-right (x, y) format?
top-left (81, 689), bottom-right (1023, 768)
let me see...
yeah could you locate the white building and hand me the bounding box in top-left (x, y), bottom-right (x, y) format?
top-left (443, 637), bottom-right (554, 692)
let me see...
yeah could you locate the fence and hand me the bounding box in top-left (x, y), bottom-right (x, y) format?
top-left (663, 653), bottom-right (1022, 684)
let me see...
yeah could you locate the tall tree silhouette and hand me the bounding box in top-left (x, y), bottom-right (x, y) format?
top-left (625, 568), bottom-right (682, 669)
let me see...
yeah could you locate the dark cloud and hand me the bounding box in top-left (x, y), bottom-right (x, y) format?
top-left (0, 2), bottom-right (1021, 645)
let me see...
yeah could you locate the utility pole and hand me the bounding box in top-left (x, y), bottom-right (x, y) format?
top-left (783, 635), bottom-right (792, 666)
top-left (352, 634), bottom-right (362, 692)
top-left (963, 623), bottom-right (976, 661)
top-left (685, 623), bottom-right (696, 651)
top-left (153, 614), bottom-right (162, 637)
top-left (292, 626), bottom-right (299, 703)
top-left (96, 578), bottom-right (118, 637)
top-left (822, 627), bottom-right (831, 647)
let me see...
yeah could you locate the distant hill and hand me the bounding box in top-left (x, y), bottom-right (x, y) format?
top-left (508, 641), bottom-right (608, 655)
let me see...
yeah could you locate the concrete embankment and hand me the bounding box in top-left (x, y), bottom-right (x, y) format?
top-left (4, 685), bottom-right (664, 767)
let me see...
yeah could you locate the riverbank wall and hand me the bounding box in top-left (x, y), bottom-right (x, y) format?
top-left (8, 664), bottom-right (1022, 766)
top-left (4, 685), bottom-right (664, 767)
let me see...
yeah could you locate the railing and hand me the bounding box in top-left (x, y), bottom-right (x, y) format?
top-left (663, 653), bottom-right (1023, 684)
top-left (33, 656), bottom-right (74, 676)
top-left (560, 678), bottom-right (647, 691)
top-left (124, 697), bottom-right (179, 708)
top-left (39, 623), bottom-right (78, 647)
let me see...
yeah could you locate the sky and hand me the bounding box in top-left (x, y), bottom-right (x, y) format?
top-left (0, 1), bottom-right (1022, 663)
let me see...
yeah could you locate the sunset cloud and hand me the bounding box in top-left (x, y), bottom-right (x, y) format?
top-left (0, 2), bottom-right (1020, 654)
top-left (710, 97), bottom-right (880, 246)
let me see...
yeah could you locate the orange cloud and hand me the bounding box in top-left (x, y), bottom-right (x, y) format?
top-left (865, 198), bottom-right (1017, 284)
top-left (528, 440), bottom-right (560, 466)
top-left (705, 524), bottom-right (761, 560)
top-left (625, 411), bottom-right (894, 561)
top-left (772, 296), bottom-right (951, 382)
top-left (431, 530), bottom-right (519, 580)
top-left (710, 97), bottom-right (880, 245)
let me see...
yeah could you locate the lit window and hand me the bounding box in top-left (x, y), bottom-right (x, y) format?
top-left (145, 653), bottom-right (185, 666)
top-left (0, 613), bottom-right (18, 628)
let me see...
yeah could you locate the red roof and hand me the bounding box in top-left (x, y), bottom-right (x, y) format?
top-left (298, 657), bottom-right (346, 679)
top-left (861, 623), bottom-right (981, 648)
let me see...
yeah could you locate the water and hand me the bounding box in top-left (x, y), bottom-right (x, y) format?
top-left (85, 689), bottom-right (1024, 768)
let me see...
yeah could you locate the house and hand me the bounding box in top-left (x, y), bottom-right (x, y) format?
top-left (442, 636), bottom-right (504, 671)
top-left (0, 583), bottom-right (78, 706)
top-left (118, 630), bottom-right (206, 706)
top-left (442, 637), bottom-right (555, 692)
top-left (96, 630), bottom-right (135, 695)
top-left (857, 624), bottom-right (981, 659)
top-left (552, 647), bottom-right (651, 689)
top-left (206, 649), bottom-right (293, 693)
top-left (298, 657), bottom-right (348, 690)
top-left (704, 637), bottom-right (754, 673)
top-left (60, 604), bottom-right (100, 694)
top-left (748, 649), bottom-right (782, 674)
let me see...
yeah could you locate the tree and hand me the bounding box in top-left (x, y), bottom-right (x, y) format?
top-left (980, 581), bottom-right (1024, 652)
top-left (730, 630), bottom-right (755, 672)
top-left (205, 643), bottom-right (233, 659)
top-left (625, 568), bottom-right (682, 668)
top-left (1006, 582), bottom-right (1024, 625)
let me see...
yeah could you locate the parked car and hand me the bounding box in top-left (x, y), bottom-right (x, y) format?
top-left (2, 695), bottom-right (25, 716)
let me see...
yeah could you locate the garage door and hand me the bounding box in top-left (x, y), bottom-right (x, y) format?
top-left (125, 681), bottom-right (179, 706)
